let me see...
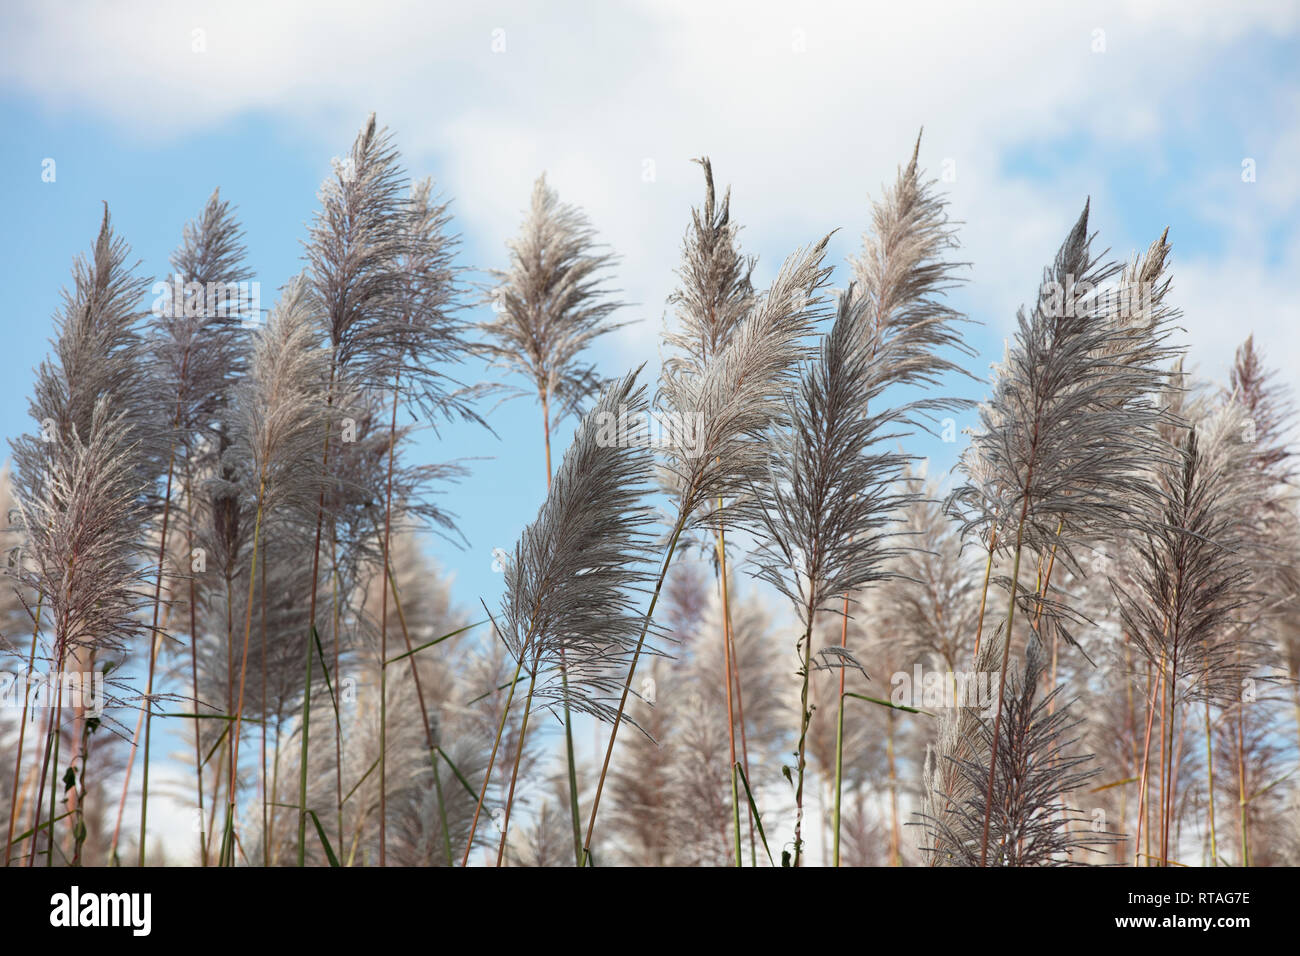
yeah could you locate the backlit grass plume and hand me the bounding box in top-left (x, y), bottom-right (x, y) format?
top-left (11, 399), bottom-right (150, 865)
top-left (658, 239), bottom-right (833, 533)
top-left (811, 135), bottom-right (975, 866)
top-left (11, 399), bottom-right (149, 672)
top-left (230, 278), bottom-right (331, 532)
top-left (126, 188), bottom-right (252, 863)
top-left (8, 207), bottom-right (158, 866)
top-left (300, 113), bottom-right (478, 865)
top-left (1112, 402), bottom-right (1266, 867)
top-left (662, 157), bottom-right (756, 378)
top-left (15, 206), bottom-right (159, 489)
top-left (749, 287), bottom-right (918, 866)
top-left (151, 188), bottom-right (252, 437)
top-left (949, 204), bottom-right (1180, 864)
top-left (848, 131), bottom-right (973, 393)
top-left (481, 173), bottom-right (627, 478)
top-left (478, 172), bottom-right (628, 859)
top-left (306, 113), bottom-right (413, 391)
top-left (218, 277), bottom-right (331, 863)
top-left (660, 156), bottom-right (760, 863)
top-left (464, 370), bottom-right (657, 864)
top-left (918, 635), bottom-right (1115, 866)
top-left (581, 237), bottom-right (833, 860)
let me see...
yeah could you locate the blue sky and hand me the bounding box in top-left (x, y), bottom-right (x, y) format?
top-left (1, 0), bottom-right (1298, 856)
top-left (2, 2), bottom-right (1296, 607)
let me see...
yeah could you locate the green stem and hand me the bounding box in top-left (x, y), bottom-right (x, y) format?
top-left (139, 444), bottom-right (177, 866)
top-left (541, 393), bottom-right (583, 867)
top-left (832, 666), bottom-right (846, 866)
top-left (496, 661), bottom-right (540, 865)
top-left (433, 755), bottom-right (453, 867)
top-left (716, 519), bottom-right (741, 867)
top-left (832, 593), bottom-right (850, 867)
top-left (793, 613), bottom-right (815, 867)
top-left (224, 476), bottom-right (267, 866)
top-left (560, 659), bottom-right (583, 866)
top-left (582, 514), bottom-right (688, 863)
top-left (3, 595), bottom-right (43, 866)
top-left (45, 668), bottom-right (64, 867)
top-left (461, 653), bottom-right (527, 866)
top-left (298, 364), bottom-right (336, 866)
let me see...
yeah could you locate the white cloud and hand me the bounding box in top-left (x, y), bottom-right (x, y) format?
top-left (1175, 242), bottom-right (1300, 393)
top-left (2, 0), bottom-right (1297, 379)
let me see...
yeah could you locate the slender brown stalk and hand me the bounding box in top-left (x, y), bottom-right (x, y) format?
top-left (107, 631), bottom-right (163, 861)
top-left (260, 549), bottom-right (268, 867)
top-left (43, 664), bottom-right (65, 866)
top-left (329, 529), bottom-right (343, 852)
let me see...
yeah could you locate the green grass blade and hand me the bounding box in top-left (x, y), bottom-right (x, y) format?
top-left (384, 619), bottom-right (485, 667)
top-left (735, 761), bottom-right (774, 866)
top-left (9, 810), bottom-right (72, 845)
top-left (271, 803), bottom-right (339, 867)
top-left (201, 723), bottom-right (232, 769)
top-left (436, 746), bottom-right (478, 802)
top-left (844, 691), bottom-right (933, 716)
top-left (306, 809), bottom-right (340, 867)
top-left (342, 757), bottom-right (382, 805)
top-left (312, 625), bottom-right (340, 724)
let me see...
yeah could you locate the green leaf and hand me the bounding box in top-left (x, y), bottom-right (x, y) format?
top-left (735, 762), bottom-right (774, 866)
top-left (384, 619), bottom-right (486, 667)
top-left (844, 691), bottom-right (933, 716)
top-left (9, 810), bottom-right (71, 844)
top-left (200, 724), bottom-right (231, 769)
top-left (436, 747), bottom-right (478, 802)
top-left (305, 808), bottom-right (340, 867)
top-left (342, 757), bottom-right (381, 805)
top-left (312, 625), bottom-right (340, 724)
top-left (271, 803), bottom-right (340, 867)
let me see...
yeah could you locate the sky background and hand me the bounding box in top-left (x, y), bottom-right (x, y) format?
top-left (1, 0), bottom-right (1297, 860)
